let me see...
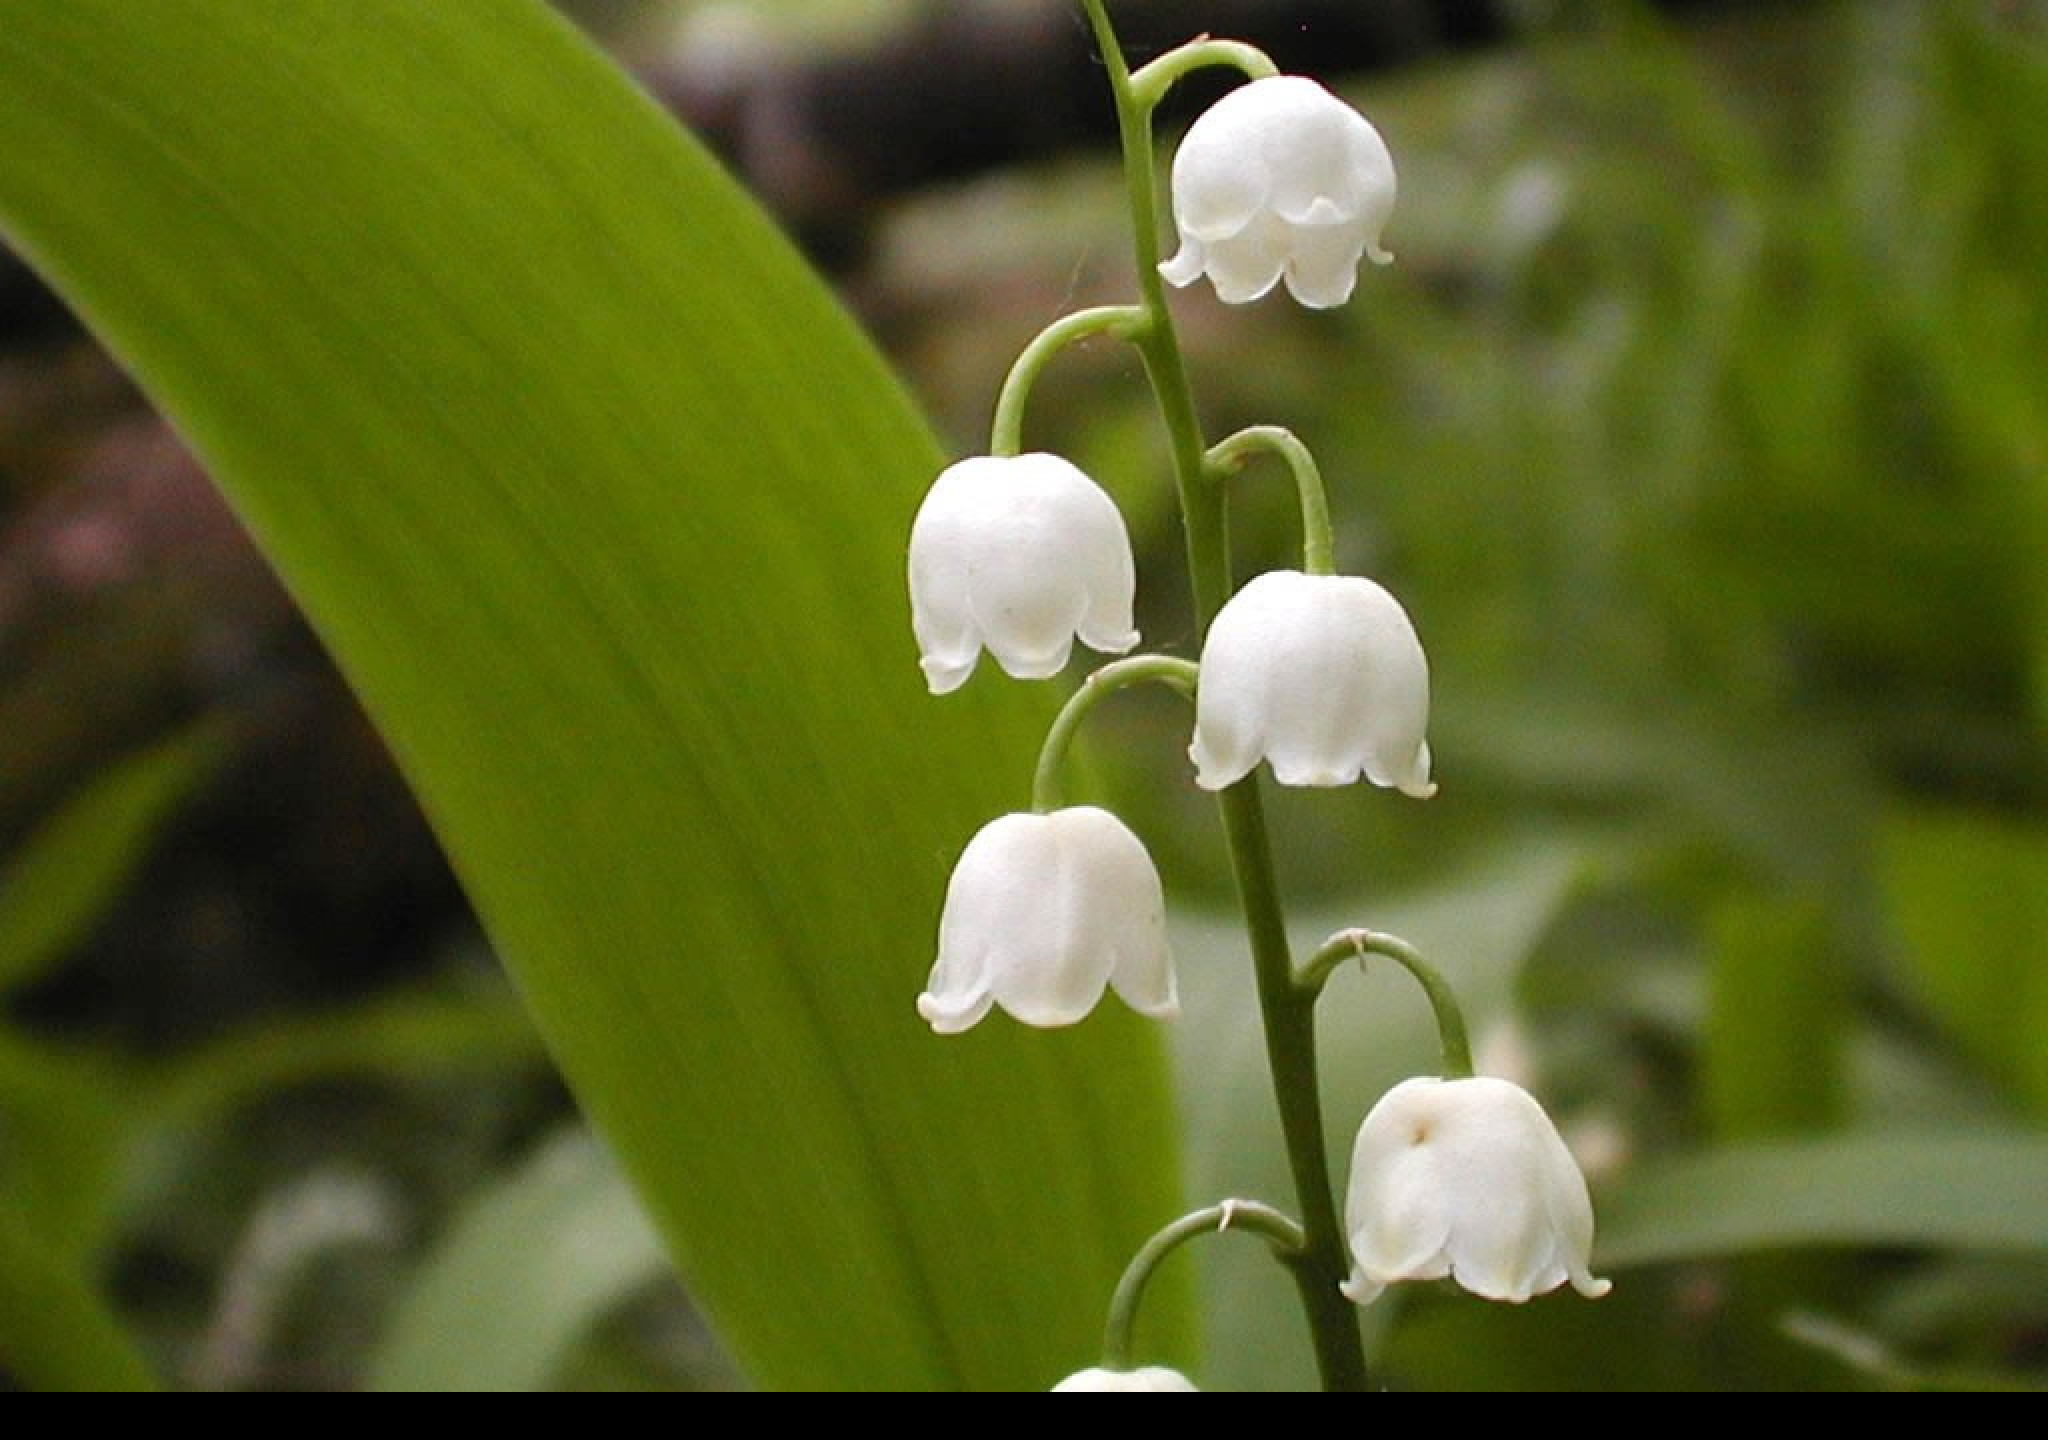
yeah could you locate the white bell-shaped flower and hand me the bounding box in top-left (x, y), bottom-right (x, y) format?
top-left (1340, 1076), bottom-right (1612, 1306)
top-left (1189, 570), bottom-right (1433, 796)
top-left (1160, 75), bottom-right (1397, 309)
top-left (917, 806), bottom-right (1178, 1034)
top-left (909, 453), bottom-right (1139, 695)
top-left (1052, 1365), bottom-right (1200, 1392)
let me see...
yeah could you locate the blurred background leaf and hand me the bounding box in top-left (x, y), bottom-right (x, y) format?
top-left (367, 1129), bottom-right (669, 1393)
top-left (1599, 1136), bottom-right (2048, 1265)
top-left (1880, 811), bottom-right (2048, 1118)
top-left (0, 725), bottom-right (224, 998)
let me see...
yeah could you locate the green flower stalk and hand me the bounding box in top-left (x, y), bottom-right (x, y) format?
top-left (1078, 0), bottom-right (1372, 1390)
top-left (906, 0), bottom-right (1606, 1392)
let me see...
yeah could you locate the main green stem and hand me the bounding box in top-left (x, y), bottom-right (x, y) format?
top-left (1081, 0), bottom-right (1368, 1392)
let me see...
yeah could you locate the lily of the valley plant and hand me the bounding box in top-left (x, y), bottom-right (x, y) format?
top-left (906, 1), bottom-right (1608, 1391)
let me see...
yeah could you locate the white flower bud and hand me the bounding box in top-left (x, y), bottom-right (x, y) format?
top-left (917, 807), bottom-right (1178, 1034)
top-left (1189, 570), bottom-right (1433, 796)
top-left (1052, 1365), bottom-right (1200, 1392)
top-left (1160, 76), bottom-right (1397, 309)
top-left (1340, 1076), bottom-right (1612, 1306)
top-left (908, 453), bottom-right (1139, 695)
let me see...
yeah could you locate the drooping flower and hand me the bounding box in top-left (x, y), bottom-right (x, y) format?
top-left (1160, 75), bottom-right (1397, 309)
top-left (916, 807), bottom-right (1177, 1034)
top-left (1189, 569), bottom-right (1433, 796)
top-left (1340, 1076), bottom-right (1612, 1306)
top-left (908, 453), bottom-right (1139, 695)
top-left (1052, 1365), bottom-right (1200, 1393)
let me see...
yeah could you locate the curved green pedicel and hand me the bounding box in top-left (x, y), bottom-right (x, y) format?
top-left (1100, 1200), bottom-right (1304, 1370)
top-left (1032, 656), bottom-right (1200, 813)
top-left (1301, 930), bottom-right (1478, 1080)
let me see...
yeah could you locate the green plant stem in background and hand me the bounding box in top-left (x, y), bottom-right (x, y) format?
top-left (1101, 1199), bottom-right (1305, 1370)
top-left (990, 304), bottom-right (1146, 457)
top-left (1032, 655), bottom-right (1200, 813)
top-left (1300, 930), bottom-right (1477, 1079)
top-left (1206, 426), bottom-right (1337, 577)
top-left (1080, 0), bottom-right (1369, 1392)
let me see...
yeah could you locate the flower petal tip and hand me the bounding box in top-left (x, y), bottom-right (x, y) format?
top-left (1338, 1273), bottom-right (1384, 1307)
top-left (920, 660), bottom-right (973, 696)
top-left (915, 989), bottom-right (990, 1036)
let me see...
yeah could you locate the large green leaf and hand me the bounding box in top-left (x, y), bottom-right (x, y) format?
top-left (0, 0), bottom-right (1183, 1389)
